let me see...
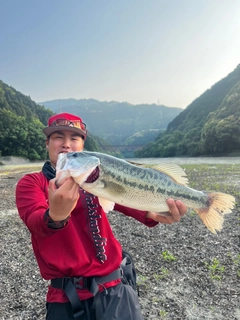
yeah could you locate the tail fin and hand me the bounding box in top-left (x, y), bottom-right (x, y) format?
top-left (196, 192), bottom-right (235, 234)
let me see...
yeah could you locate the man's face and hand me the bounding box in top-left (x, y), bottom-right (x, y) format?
top-left (46, 130), bottom-right (84, 167)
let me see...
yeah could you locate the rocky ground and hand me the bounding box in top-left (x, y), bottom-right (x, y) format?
top-left (0, 161), bottom-right (239, 320)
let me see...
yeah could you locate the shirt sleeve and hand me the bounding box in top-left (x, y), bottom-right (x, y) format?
top-left (15, 173), bottom-right (67, 237)
top-left (114, 204), bottom-right (158, 228)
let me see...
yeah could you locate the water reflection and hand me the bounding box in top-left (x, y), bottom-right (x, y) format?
top-left (128, 157), bottom-right (240, 165)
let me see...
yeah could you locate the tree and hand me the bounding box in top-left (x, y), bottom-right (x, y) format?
top-left (0, 109), bottom-right (47, 160)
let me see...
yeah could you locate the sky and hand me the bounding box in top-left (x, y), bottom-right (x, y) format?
top-left (1, 0), bottom-right (240, 109)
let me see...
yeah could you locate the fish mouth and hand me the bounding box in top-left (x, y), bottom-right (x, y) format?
top-left (85, 166), bottom-right (99, 183)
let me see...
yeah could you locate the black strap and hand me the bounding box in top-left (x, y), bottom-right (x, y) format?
top-left (90, 269), bottom-right (122, 295)
top-left (50, 269), bottom-right (122, 319)
top-left (64, 279), bottom-right (85, 318)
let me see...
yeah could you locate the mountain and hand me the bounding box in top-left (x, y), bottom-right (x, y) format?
top-left (0, 81), bottom-right (53, 160)
top-left (40, 99), bottom-right (183, 155)
top-left (0, 82), bottom-right (106, 160)
top-left (0, 80), bottom-right (179, 160)
top-left (0, 80), bottom-right (53, 123)
top-left (136, 64), bottom-right (240, 157)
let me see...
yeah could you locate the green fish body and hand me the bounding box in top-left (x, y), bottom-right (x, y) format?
top-left (56, 151), bottom-right (235, 234)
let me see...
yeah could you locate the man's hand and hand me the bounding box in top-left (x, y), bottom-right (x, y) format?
top-left (48, 177), bottom-right (80, 221)
top-left (146, 198), bottom-right (187, 224)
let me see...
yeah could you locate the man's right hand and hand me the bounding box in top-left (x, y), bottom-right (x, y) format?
top-left (48, 177), bottom-right (79, 221)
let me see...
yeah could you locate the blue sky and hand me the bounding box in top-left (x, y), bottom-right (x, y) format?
top-left (1, 0), bottom-right (240, 109)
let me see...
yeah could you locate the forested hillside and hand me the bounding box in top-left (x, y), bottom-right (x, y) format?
top-left (136, 64), bottom-right (240, 157)
top-left (0, 81), bottom-right (53, 160)
top-left (0, 82), bottom-right (106, 160)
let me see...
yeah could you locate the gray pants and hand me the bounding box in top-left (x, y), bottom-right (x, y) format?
top-left (46, 282), bottom-right (144, 320)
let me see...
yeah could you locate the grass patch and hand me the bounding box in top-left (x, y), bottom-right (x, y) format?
top-left (154, 268), bottom-right (170, 280)
top-left (181, 163), bottom-right (240, 199)
top-left (159, 309), bottom-right (168, 318)
top-left (137, 274), bottom-right (149, 285)
top-left (204, 258), bottom-right (225, 281)
top-left (161, 250), bottom-right (176, 262)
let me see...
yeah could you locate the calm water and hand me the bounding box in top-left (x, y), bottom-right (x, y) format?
top-left (128, 156), bottom-right (240, 165)
top-left (2, 157), bottom-right (240, 172)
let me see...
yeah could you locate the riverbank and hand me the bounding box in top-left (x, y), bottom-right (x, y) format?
top-left (0, 161), bottom-right (239, 319)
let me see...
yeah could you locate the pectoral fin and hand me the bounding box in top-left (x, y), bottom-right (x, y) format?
top-left (98, 197), bottom-right (115, 213)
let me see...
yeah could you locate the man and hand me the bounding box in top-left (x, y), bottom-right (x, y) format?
top-left (16, 112), bottom-right (187, 320)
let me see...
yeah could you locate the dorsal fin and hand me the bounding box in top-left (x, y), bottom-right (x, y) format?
top-left (128, 161), bottom-right (188, 185)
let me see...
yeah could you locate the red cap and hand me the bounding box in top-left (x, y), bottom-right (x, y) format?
top-left (43, 112), bottom-right (87, 139)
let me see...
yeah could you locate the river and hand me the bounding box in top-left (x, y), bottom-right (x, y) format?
top-left (2, 156), bottom-right (240, 171)
top-left (128, 156), bottom-right (240, 165)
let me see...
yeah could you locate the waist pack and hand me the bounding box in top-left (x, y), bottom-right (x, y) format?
top-left (121, 250), bottom-right (137, 292)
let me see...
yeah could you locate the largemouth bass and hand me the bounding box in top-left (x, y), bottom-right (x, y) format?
top-left (56, 151), bottom-right (235, 234)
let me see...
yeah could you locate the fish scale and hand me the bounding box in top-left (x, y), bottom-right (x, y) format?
top-left (101, 162), bottom-right (207, 209)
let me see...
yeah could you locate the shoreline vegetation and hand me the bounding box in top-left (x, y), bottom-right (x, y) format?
top-left (0, 157), bottom-right (240, 319)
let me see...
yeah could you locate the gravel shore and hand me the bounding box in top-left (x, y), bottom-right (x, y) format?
top-left (0, 163), bottom-right (239, 320)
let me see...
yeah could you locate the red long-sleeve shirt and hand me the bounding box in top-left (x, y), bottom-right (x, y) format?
top-left (16, 169), bottom-right (158, 302)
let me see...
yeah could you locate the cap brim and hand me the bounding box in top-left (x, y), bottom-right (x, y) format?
top-left (43, 126), bottom-right (87, 139)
